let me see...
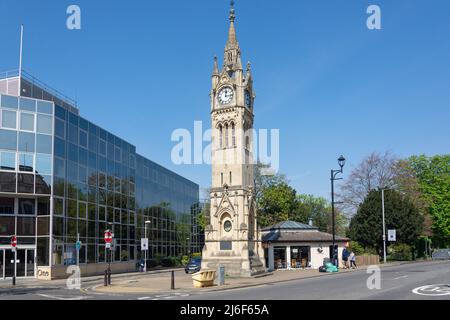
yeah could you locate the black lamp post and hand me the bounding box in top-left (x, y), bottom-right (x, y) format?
top-left (331, 155), bottom-right (346, 267)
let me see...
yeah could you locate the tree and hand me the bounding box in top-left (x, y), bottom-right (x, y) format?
top-left (257, 182), bottom-right (297, 227)
top-left (295, 194), bottom-right (348, 236)
top-left (254, 162), bottom-right (288, 205)
top-left (348, 189), bottom-right (423, 253)
top-left (408, 155), bottom-right (450, 247)
top-left (337, 152), bottom-right (397, 217)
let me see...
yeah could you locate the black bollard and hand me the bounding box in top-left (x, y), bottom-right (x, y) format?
top-left (12, 276), bottom-right (16, 286)
top-left (171, 270), bottom-right (175, 290)
top-left (104, 270), bottom-right (108, 286)
top-left (108, 267), bottom-right (112, 285)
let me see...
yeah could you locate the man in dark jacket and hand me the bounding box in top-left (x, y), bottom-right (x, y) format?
top-left (342, 247), bottom-right (350, 269)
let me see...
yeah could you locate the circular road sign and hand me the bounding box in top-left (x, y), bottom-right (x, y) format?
top-left (11, 235), bottom-right (17, 248)
top-left (104, 230), bottom-right (113, 244)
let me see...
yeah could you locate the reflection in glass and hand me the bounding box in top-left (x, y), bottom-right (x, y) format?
top-left (0, 130), bottom-right (17, 150)
top-left (0, 172), bottom-right (16, 193)
top-left (18, 132), bottom-right (35, 152)
top-left (19, 153), bottom-right (34, 172)
top-left (18, 173), bottom-right (34, 193)
top-left (0, 152), bottom-right (16, 170)
top-left (18, 198), bottom-right (35, 215)
top-left (35, 154), bottom-right (52, 175)
top-left (37, 114), bottom-right (52, 135)
top-left (20, 112), bottom-right (35, 131)
top-left (0, 197), bottom-right (15, 215)
top-left (36, 134), bottom-right (52, 154)
top-left (35, 174), bottom-right (51, 195)
top-left (2, 110), bottom-right (17, 129)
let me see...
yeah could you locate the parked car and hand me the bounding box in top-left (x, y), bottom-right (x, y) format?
top-left (184, 257), bottom-right (202, 274)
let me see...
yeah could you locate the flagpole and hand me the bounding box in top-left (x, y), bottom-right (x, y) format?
top-left (18, 24), bottom-right (24, 94)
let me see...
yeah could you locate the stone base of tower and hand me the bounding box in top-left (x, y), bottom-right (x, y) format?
top-left (201, 241), bottom-right (266, 278)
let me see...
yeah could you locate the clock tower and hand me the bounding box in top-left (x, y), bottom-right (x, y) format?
top-left (201, 0), bottom-right (266, 277)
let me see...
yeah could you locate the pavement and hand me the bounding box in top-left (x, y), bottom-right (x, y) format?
top-left (0, 260), bottom-right (448, 300)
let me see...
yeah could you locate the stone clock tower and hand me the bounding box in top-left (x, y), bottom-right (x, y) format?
top-left (201, 1), bottom-right (266, 277)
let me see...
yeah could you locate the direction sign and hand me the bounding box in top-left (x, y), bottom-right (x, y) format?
top-left (141, 238), bottom-right (149, 251)
top-left (104, 230), bottom-right (113, 244)
top-left (75, 241), bottom-right (82, 251)
top-left (388, 229), bottom-right (396, 242)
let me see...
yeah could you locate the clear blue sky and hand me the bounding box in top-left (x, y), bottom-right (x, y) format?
top-left (1, 0), bottom-right (449, 200)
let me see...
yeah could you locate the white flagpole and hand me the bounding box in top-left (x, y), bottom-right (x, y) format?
top-left (18, 24), bottom-right (24, 95)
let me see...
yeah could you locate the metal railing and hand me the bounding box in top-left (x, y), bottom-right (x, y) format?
top-left (0, 68), bottom-right (78, 109)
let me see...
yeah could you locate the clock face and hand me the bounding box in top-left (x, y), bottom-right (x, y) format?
top-left (224, 221), bottom-right (232, 233)
top-left (218, 87), bottom-right (234, 105)
top-left (245, 91), bottom-right (252, 108)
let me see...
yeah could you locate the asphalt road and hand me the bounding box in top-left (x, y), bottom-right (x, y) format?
top-left (0, 260), bottom-right (449, 300)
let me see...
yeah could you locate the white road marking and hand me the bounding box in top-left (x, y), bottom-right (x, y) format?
top-left (412, 284), bottom-right (450, 296)
top-left (392, 275), bottom-right (409, 280)
top-left (138, 297), bottom-right (152, 300)
top-left (37, 294), bottom-right (91, 300)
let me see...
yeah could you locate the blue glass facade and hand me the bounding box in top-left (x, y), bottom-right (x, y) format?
top-left (0, 91), bottom-right (200, 277)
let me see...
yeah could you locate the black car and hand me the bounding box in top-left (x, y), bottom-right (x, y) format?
top-left (184, 257), bottom-right (202, 274)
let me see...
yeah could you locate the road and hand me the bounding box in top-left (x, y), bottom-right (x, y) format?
top-left (0, 260), bottom-right (449, 300)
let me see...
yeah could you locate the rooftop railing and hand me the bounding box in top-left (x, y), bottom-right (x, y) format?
top-left (0, 68), bottom-right (78, 109)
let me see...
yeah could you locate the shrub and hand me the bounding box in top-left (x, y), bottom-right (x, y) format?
top-left (146, 259), bottom-right (158, 268)
top-left (181, 255), bottom-right (189, 265)
top-left (161, 257), bottom-right (179, 267)
top-left (348, 241), bottom-right (365, 256)
top-left (387, 243), bottom-right (413, 261)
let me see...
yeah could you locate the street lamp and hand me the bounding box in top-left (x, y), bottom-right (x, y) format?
top-left (331, 155), bottom-right (346, 267)
top-left (144, 220), bottom-right (151, 272)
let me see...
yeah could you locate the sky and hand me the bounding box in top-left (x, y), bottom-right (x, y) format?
top-left (1, 0), bottom-right (449, 200)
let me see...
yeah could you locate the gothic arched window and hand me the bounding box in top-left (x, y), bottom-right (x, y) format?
top-left (231, 123), bottom-right (236, 147)
top-left (219, 125), bottom-right (223, 149)
top-left (225, 123), bottom-right (229, 148)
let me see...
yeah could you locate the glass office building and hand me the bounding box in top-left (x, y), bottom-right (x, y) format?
top-left (0, 71), bottom-right (200, 279)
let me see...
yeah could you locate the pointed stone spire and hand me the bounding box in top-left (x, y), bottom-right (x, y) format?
top-left (236, 52), bottom-right (243, 70)
top-left (226, 0), bottom-right (237, 48)
top-left (212, 56), bottom-right (219, 76)
top-left (246, 61), bottom-right (252, 78)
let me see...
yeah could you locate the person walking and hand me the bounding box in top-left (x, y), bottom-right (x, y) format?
top-left (342, 247), bottom-right (349, 269)
top-left (350, 251), bottom-right (357, 269)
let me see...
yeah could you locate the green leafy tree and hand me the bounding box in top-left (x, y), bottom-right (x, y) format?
top-left (257, 182), bottom-right (297, 227)
top-left (408, 155), bottom-right (450, 247)
top-left (348, 189), bottom-right (423, 253)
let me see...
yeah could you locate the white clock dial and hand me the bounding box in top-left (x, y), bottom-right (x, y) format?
top-left (218, 87), bottom-right (234, 105)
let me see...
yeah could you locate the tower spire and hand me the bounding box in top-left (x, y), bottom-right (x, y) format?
top-left (227, 0), bottom-right (237, 47)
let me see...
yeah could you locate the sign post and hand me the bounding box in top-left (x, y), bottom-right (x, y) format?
top-left (75, 233), bottom-right (81, 267)
top-left (104, 230), bottom-right (113, 285)
top-left (11, 235), bottom-right (17, 286)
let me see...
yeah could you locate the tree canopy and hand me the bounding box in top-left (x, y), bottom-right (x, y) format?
top-left (348, 189), bottom-right (423, 253)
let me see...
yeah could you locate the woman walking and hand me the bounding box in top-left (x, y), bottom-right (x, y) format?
top-left (349, 251), bottom-right (357, 269)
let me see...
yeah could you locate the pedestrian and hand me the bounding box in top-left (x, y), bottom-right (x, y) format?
top-left (350, 251), bottom-right (357, 269)
top-left (342, 247), bottom-right (349, 269)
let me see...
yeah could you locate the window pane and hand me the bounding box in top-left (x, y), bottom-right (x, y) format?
top-left (17, 217), bottom-right (36, 236)
top-left (18, 132), bottom-right (35, 152)
top-left (19, 153), bottom-right (34, 172)
top-left (1, 95), bottom-right (18, 109)
top-left (37, 198), bottom-right (50, 215)
top-left (20, 113), bottom-right (35, 131)
top-left (0, 217), bottom-right (15, 235)
top-left (0, 129), bottom-right (17, 150)
top-left (19, 98), bottom-right (36, 111)
top-left (0, 197), bottom-right (15, 215)
top-left (36, 134), bottom-right (52, 154)
top-left (54, 137), bottom-right (65, 158)
top-left (37, 100), bottom-right (53, 114)
top-left (37, 114), bottom-right (53, 135)
top-left (35, 154), bottom-right (52, 175)
top-left (55, 118), bottom-right (65, 139)
top-left (54, 198), bottom-right (64, 216)
top-left (79, 130), bottom-right (87, 148)
top-left (68, 124), bottom-right (78, 144)
top-left (18, 173), bottom-right (34, 193)
top-left (2, 110), bottom-right (17, 129)
top-left (0, 172), bottom-right (16, 192)
top-left (35, 174), bottom-right (51, 195)
top-left (37, 237), bottom-right (50, 265)
top-left (0, 152), bottom-right (15, 170)
top-left (54, 157), bottom-right (65, 178)
top-left (19, 198), bottom-right (35, 215)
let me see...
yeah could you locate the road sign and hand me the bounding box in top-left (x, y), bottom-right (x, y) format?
top-left (75, 241), bottom-right (82, 251)
top-left (141, 238), bottom-right (149, 250)
top-left (388, 229), bottom-right (396, 242)
top-left (106, 243), bottom-right (111, 249)
top-left (11, 235), bottom-right (17, 248)
top-left (104, 230), bottom-right (113, 244)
